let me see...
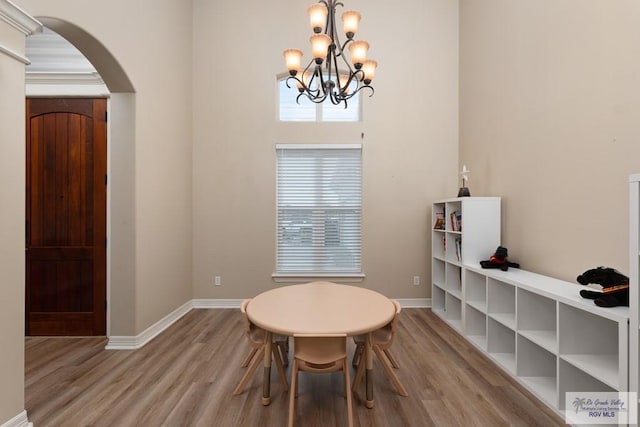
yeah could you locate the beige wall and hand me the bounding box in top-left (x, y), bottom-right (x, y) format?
top-left (191, 0), bottom-right (459, 299)
top-left (460, 0), bottom-right (640, 282)
top-left (0, 5), bottom-right (36, 423)
top-left (19, 0), bottom-right (194, 334)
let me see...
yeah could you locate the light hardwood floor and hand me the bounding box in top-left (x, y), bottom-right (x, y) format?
top-left (25, 308), bottom-right (566, 426)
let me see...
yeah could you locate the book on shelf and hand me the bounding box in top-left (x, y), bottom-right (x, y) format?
top-left (454, 237), bottom-right (462, 261)
top-left (434, 212), bottom-right (445, 230)
top-left (450, 211), bottom-right (462, 231)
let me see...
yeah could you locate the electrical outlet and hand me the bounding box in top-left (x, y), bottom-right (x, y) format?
top-left (214, 276), bottom-right (221, 286)
top-left (413, 276), bottom-right (421, 286)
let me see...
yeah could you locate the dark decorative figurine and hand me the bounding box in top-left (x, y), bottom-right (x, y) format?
top-left (577, 266), bottom-right (629, 307)
top-left (480, 246), bottom-right (520, 271)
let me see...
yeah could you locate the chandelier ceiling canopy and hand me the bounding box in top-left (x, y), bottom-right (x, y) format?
top-left (283, 0), bottom-right (377, 107)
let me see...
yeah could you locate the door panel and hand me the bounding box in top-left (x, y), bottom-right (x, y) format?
top-left (26, 98), bottom-right (107, 336)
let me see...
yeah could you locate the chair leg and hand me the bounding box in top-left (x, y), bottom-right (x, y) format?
top-left (288, 361), bottom-right (299, 427)
top-left (343, 359), bottom-right (354, 427)
top-left (272, 346), bottom-right (289, 391)
top-left (276, 341), bottom-right (289, 367)
top-left (352, 354), bottom-right (365, 391)
top-left (352, 343), bottom-right (363, 367)
top-left (373, 346), bottom-right (408, 397)
top-left (282, 337), bottom-right (290, 365)
top-left (233, 346), bottom-right (265, 395)
top-left (241, 347), bottom-right (258, 368)
top-left (383, 348), bottom-right (400, 369)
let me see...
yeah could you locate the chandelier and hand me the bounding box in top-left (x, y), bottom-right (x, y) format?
top-left (283, 0), bottom-right (378, 107)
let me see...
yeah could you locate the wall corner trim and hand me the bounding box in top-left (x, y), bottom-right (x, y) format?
top-left (0, 411), bottom-right (32, 427)
top-left (106, 300), bottom-right (194, 350)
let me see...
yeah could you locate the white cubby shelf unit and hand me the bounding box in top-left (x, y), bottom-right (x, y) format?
top-left (431, 197), bottom-right (630, 419)
top-left (463, 266), bottom-right (629, 415)
top-left (431, 197), bottom-right (501, 330)
top-left (630, 174), bottom-right (640, 412)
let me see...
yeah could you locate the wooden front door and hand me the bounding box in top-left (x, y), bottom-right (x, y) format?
top-left (26, 98), bottom-right (107, 336)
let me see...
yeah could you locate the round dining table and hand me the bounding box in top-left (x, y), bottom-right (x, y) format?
top-left (246, 281), bottom-right (396, 408)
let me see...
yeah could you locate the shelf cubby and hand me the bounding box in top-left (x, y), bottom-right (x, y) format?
top-left (558, 303), bottom-right (620, 390)
top-left (432, 284), bottom-right (446, 314)
top-left (558, 359), bottom-right (616, 412)
top-left (432, 230), bottom-right (446, 260)
top-left (465, 269), bottom-right (487, 313)
top-left (432, 258), bottom-right (445, 288)
top-left (445, 201), bottom-right (462, 232)
top-left (487, 278), bottom-right (516, 330)
top-left (445, 232), bottom-right (462, 263)
top-left (445, 262), bottom-right (462, 298)
top-left (444, 294), bottom-right (462, 331)
top-left (487, 317), bottom-right (516, 374)
top-left (517, 288), bottom-right (557, 354)
top-left (517, 334), bottom-right (558, 408)
top-left (465, 304), bottom-right (487, 350)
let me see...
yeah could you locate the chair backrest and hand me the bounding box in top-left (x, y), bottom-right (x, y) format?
top-left (391, 299), bottom-right (401, 326)
top-left (374, 299), bottom-right (401, 348)
top-left (294, 334), bottom-right (347, 373)
top-left (240, 298), bottom-right (252, 334)
top-left (241, 298), bottom-right (264, 345)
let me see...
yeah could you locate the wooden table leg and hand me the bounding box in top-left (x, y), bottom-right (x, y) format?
top-left (262, 331), bottom-right (272, 406)
top-left (365, 332), bottom-right (374, 408)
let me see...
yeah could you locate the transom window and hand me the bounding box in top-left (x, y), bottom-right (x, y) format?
top-left (278, 77), bottom-right (361, 122)
top-left (275, 144), bottom-right (362, 275)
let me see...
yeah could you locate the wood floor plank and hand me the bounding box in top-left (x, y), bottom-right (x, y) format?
top-left (25, 308), bottom-right (566, 426)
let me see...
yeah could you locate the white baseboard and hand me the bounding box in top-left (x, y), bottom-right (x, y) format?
top-left (192, 298), bottom-right (431, 308)
top-left (0, 411), bottom-right (32, 427)
top-left (192, 299), bottom-right (244, 309)
top-left (105, 300), bottom-right (193, 350)
top-left (104, 297), bottom-right (431, 350)
top-left (396, 298), bottom-right (431, 308)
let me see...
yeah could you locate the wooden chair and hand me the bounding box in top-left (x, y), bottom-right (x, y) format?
top-left (233, 299), bottom-right (289, 395)
top-left (352, 299), bottom-right (408, 396)
top-left (288, 334), bottom-right (353, 427)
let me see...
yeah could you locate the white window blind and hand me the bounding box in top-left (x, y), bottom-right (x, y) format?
top-left (276, 145), bottom-right (362, 274)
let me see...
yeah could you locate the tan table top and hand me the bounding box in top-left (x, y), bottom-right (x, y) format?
top-left (246, 281), bottom-right (396, 336)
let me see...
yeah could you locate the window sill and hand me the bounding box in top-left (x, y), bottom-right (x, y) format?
top-left (272, 273), bottom-right (365, 283)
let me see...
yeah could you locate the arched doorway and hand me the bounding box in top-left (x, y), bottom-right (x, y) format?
top-left (24, 18), bottom-right (136, 337)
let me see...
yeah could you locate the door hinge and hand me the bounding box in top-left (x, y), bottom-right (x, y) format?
top-left (104, 238), bottom-right (107, 248)
top-left (105, 111), bottom-right (108, 122)
top-left (105, 300), bottom-right (108, 310)
top-left (104, 174), bottom-right (108, 185)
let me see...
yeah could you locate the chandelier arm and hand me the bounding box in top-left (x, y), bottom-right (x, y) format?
top-left (285, 75), bottom-right (305, 90)
top-left (347, 84), bottom-right (375, 99)
top-left (337, 38), bottom-right (353, 58)
top-left (316, 63), bottom-right (330, 101)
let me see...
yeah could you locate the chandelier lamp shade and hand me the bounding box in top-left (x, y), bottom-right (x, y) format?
top-left (283, 0), bottom-right (378, 107)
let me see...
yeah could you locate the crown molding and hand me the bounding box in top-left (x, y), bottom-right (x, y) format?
top-left (26, 71), bottom-right (104, 85)
top-left (0, 0), bottom-right (41, 35)
top-left (0, 43), bottom-right (28, 64)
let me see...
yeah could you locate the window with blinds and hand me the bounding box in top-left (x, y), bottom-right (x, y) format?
top-left (276, 144), bottom-right (362, 275)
